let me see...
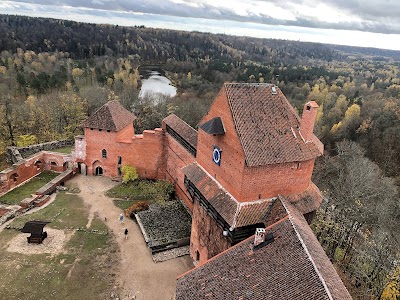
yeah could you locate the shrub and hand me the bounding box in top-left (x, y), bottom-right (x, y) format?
top-left (125, 201), bottom-right (149, 218)
top-left (121, 165), bottom-right (138, 184)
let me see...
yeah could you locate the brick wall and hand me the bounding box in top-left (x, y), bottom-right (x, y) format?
top-left (196, 88), bottom-right (246, 201)
top-left (84, 126), bottom-right (165, 179)
top-left (195, 88), bottom-right (316, 203)
top-left (190, 200), bottom-right (231, 265)
top-left (165, 135), bottom-right (196, 211)
top-left (0, 151), bottom-right (71, 196)
top-left (240, 159), bottom-right (316, 201)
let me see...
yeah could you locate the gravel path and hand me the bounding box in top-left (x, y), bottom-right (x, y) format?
top-left (69, 175), bottom-right (193, 300)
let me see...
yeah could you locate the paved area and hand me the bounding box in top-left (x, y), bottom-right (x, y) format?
top-left (69, 175), bottom-right (194, 300)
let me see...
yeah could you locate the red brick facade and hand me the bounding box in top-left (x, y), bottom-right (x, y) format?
top-left (78, 87), bottom-right (323, 264)
top-left (0, 151), bottom-right (72, 196)
top-left (83, 126), bottom-right (165, 179)
top-left (190, 200), bottom-right (231, 265)
top-left (164, 135), bottom-right (196, 211)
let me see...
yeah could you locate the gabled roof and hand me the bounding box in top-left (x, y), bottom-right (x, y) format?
top-left (82, 100), bottom-right (136, 132)
top-left (182, 162), bottom-right (322, 229)
top-left (224, 83), bottom-right (320, 166)
top-left (163, 114), bottom-right (198, 149)
top-left (176, 199), bottom-right (352, 300)
top-left (199, 117), bottom-right (225, 135)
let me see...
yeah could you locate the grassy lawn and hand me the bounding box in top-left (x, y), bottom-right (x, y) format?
top-left (0, 171), bottom-right (59, 205)
top-left (106, 179), bottom-right (174, 202)
top-left (51, 146), bottom-right (73, 154)
top-left (113, 199), bottom-right (136, 210)
top-left (0, 192), bottom-right (118, 300)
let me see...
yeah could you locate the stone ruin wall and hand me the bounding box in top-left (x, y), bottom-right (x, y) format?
top-left (0, 151), bottom-right (73, 196)
top-left (6, 139), bottom-right (74, 164)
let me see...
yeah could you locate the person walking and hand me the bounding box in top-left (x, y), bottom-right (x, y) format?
top-left (119, 213), bottom-right (124, 224)
top-left (124, 228), bottom-right (128, 240)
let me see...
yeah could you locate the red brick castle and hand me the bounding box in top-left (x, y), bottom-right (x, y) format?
top-left (75, 83), bottom-right (351, 299)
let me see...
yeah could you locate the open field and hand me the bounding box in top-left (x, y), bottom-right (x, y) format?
top-left (0, 171), bottom-right (59, 205)
top-left (0, 191), bottom-right (119, 300)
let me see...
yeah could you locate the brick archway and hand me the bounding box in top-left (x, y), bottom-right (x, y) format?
top-left (92, 160), bottom-right (103, 176)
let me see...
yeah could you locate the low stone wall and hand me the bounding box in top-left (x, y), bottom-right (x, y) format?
top-left (36, 170), bottom-right (74, 195)
top-left (6, 139), bottom-right (74, 163)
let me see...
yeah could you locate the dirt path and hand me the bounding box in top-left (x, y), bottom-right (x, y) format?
top-left (68, 175), bottom-right (193, 300)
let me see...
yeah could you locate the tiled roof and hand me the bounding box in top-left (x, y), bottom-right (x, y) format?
top-left (224, 83), bottom-right (321, 166)
top-left (281, 199), bottom-right (353, 300)
top-left (82, 100), bottom-right (136, 131)
top-left (176, 199), bottom-right (352, 300)
top-left (183, 163), bottom-right (322, 229)
top-left (183, 163), bottom-right (274, 228)
top-left (163, 114), bottom-right (198, 149)
top-left (280, 182), bottom-right (323, 215)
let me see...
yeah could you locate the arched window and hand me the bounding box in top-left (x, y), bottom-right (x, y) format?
top-left (102, 149), bottom-right (107, 158)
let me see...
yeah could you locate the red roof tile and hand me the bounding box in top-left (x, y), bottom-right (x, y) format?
top-left (176, 198), bottom-right (352, 300)
top-left (183, 163), bottom-right (274, 228)
top-left (183, 163), bottom-right (322, 228)
top-left (163, 114), bottom-right (198, 149)
top-left (224, 83), bottom-right (321, 166)
top-left (82, 100), bottom-right (136, 131)
top-left (281, 182), bottom-right (323, 215)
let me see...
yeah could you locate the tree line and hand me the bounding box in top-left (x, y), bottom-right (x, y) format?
top-left (0, 15), bottom-right (399, 298)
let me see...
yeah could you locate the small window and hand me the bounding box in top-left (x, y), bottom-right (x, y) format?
top-left (99, 129), bottom-right (102, 132)
top-left (102, 149), bottom-right (107, 158)
top-left (90, 128), bottom-right (93, 130)
top-left (118, 167), bottom-right (122, 177)
top-left (107, 130), bottom-right (111, 132)
top-left (118, 156), bottom-right (122, 165)
top-left (306, 105), bottom-right (311, 111)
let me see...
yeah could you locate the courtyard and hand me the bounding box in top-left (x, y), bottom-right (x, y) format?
top-left (0, 175), bottom-right (193, 300)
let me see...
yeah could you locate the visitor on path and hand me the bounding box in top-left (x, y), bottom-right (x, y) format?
top-left (119, 213), bottom-right (124, 224)
top-left (124, 228), bottom-right (128, 239)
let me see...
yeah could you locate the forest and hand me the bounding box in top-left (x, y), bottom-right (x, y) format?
top-left (0, 14), bottom-right (399, 299)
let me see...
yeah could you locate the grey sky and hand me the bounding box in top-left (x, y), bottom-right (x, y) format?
top-left (6, 0), bottom-right (400, 34)
top-left (1, 0), bottom-right (400, 50)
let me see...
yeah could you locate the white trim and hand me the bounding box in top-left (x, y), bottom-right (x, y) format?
top-left (281, 200), bottom-right (334, 300)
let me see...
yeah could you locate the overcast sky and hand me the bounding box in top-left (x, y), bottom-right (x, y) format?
top-left (2, 0), bottom-right (400, 50)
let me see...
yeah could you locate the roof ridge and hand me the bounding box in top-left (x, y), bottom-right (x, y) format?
top-left (165, 114), bottom-right (198, 133)
top-left (280, 199), bottom-right (334, 300)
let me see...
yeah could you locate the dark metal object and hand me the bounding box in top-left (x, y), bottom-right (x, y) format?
top-left (21, 220), bottom-right (50, 244)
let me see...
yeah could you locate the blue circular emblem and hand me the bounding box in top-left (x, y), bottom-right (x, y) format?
top-left (213, 147), bottom-right (221, 165)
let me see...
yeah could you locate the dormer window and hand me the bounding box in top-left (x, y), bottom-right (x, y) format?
top-left (102, 149), bottom-right (107, 158)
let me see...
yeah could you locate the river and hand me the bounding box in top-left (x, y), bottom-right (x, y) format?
top-left (138, 66), bottom-right (177, 99)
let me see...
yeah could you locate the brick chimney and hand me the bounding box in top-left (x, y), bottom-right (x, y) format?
top-left (300, 101), bottom-right (319, 142)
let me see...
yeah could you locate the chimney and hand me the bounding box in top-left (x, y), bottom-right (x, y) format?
top-left (254, 228), bottom-right (266, 247)
top-left (300, 101), bottom-right (319, 142)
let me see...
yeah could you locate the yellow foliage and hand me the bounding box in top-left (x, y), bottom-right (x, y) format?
top-left (0, 66), bottom-right (6, 74)
top-left (381, 266), bottom-right (400, 299)
top-left (344, 104), bottom-right (361, 120)
top-left (330, 122), bottom-right (342, 134)
top-left (72, 68), bottom-right (84, 78)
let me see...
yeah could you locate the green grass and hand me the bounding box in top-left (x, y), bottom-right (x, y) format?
top-left (113, 199), bottom-right (137, 210)
top-left (0, 171), bottom-right (59, 205)
top-left (51, 146), bottom-right (73, 154)
top-left (11, 192), bottom-right (88, 229)
top-left (0, 192), bottom-right (118, 300)
top-left (106, 179), bottom-right (174, 202)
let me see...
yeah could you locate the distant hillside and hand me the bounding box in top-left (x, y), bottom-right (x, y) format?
top-left (0, 14), bottom-right (341, 64)
top-left (331, 44), bottom-right (400, 60)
